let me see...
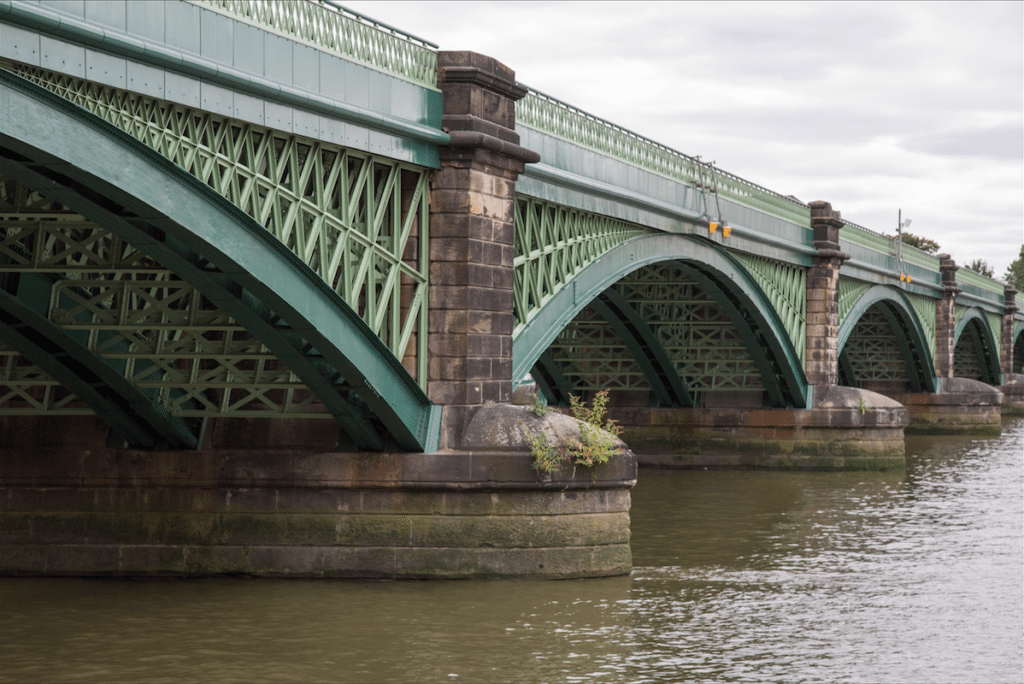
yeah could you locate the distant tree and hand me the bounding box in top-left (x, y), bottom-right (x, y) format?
top-left (966, 259), bottom-right (994, 277)
top-left (1005, 245), bottom-right (1024, 289)
top-left (901, 232), bottom-right (941, 254)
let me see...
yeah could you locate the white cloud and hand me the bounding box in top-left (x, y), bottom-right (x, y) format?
top-left (345, 0), bottom-right (1024, 276)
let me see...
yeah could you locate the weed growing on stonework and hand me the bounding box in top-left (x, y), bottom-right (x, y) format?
top-left (529, 390), bottom-right (622, 474)
top-left (856, 396), bottom-right (867, 415)
top-left (531, 391), bottom-right (550, 417)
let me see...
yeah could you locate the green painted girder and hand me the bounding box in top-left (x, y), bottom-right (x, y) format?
top-left (837, 285), bottom-right (937, 393)
top-left (953, 307), bottom-right (1001, 385)
top-left (0, 287), bottom-right (197, 448)
top-left (1013, 322), bottom-right (1024, 374)
top-left (590, 290), bottom-right (693, 407)
top-left (513, 232), bottom-right (809, 409)
top-left (838, 349), bottom-right (858, 388)
top-left (531, 350), bottom-right (573, 406)
top-left (0, 264), bottom-right (202, 446)
top-left (665, 262), bottom-right (788, 406)
top-left (0, 69), bottom-right (440, 452)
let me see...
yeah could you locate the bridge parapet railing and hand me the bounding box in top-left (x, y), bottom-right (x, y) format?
top-left (957, 266), bottom-right (1007, 309)
top-left (189, 0), bottom-right (439, 88)
top-left (517, 88), bottom-right (811, 228)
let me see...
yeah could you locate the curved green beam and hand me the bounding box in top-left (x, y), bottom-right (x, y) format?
top-left (953, 307), bottom-right (1001, 385)
top-left (0, 274), bottom-right (200, 448)
top-left (838, 349), bottom-right (858, 387)
top-left (513, 233), bottom-right (809, 408)
top-left (590, 291), bottom-right (693, 407)
top-left (0, 289), bottom-right (197, 448)
top-left (836, 284), bottom-right (937, 394)
top-left (0, 69), bottom-right (440, 452)
top-left (1013, 322), bottom-right (1024, 375)
top-left (666, 261), bottom-right (789, 407)
top-left (531, 350), bottom-right (573, 406)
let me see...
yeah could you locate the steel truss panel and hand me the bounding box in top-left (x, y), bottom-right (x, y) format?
top-left (615, 266), bottom-right (765, 393)
top-left (0, 70), bottom-right (439, 451)
top-left (952, 308), bottom-right (1001, 385)
top-left (733, 252), bottom-right (807, 367)
top-left (0, 186), bottom-right (338, 427)
top-left (843, 307), bottom-right (909, 383)
top-left (513, 195), bottom-right (650, 335)
top-left (836, 284), bottom-right (937, 393)
top-left (545, 307), bottom-right (651, 394)
top-left (513, 233), bottom-right (809, 409)
top-left (2, 61), bottom-right (430, 390)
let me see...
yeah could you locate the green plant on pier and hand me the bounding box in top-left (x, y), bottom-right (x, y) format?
top-left (856, 396), bottom-right (868, 415)
top-left (530, 390), bottom-right (622, 473)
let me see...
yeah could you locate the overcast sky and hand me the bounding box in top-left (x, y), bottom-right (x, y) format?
top-left (345, 1), bottom-right (1023, 279)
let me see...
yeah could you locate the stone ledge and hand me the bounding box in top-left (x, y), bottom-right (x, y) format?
top-left (0, 445), bottom-right (637, 491)
top-left (0, 542), bottom-right (632, 579)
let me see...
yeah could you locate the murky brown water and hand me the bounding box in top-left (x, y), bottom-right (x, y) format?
top-left (2, 419), bottom-right (1022, 683)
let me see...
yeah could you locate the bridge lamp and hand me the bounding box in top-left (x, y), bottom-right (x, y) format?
top-left (723, 225), bottom-right (732, 237)
top-left (708, 221), bottom-right (719, 234)
top-left (900, 274), bottom-right (907, 282)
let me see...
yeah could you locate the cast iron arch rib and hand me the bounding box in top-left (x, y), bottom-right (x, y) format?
top-left (952, 308), bottom-right (1001, 385)
top-left (590, 291), bottom-right (694, 407)
top-left (0, 288), bottom-right (196, 448)
top-left (0, 69), bottom-right (440, 452)
top-left (512, 233), bottom-right (809, 409)
top-left (531, 350), bottom-right (574, 406)
top-left (836, 284), bottom-right (938, 394)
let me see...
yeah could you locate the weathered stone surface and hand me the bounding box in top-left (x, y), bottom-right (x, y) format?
top-left (611, 387), bottom-right (908, 471)
top-left (0, 429), bottom-right (636, 579)
top-left (898, 376), bottom-right (1004, 435)
top-left (999, 373), bottom-right (1024, 415)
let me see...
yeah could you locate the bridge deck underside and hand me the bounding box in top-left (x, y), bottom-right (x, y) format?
top-left (537, 266), bottom-right (765, 408)
top-left (0, 183), bottom-right (351, 447)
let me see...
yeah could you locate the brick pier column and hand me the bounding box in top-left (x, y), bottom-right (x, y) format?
top-left (805, 201), bottom-right (850, 386)
top-left (934, 254), bottom-right (960, 378)
top-left (1001, 285), bottom-right (1018, 377)
top-left (428, 51), bottom-right (539, 449)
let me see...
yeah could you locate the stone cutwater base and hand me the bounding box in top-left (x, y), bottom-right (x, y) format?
top-left (999, 374), bottom-right (1024, 416)
top-left (898, 377), bottom-right (1003, 435)
top-left (613, 386), bottom-right (909, 471)
top-left (0, 406), bottom-right (636, 579)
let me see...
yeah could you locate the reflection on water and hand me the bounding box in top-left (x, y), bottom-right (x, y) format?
top-left (3, 420), bottom-right (1022, 683)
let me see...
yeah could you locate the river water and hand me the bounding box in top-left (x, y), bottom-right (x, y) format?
top-left (2, 419), bottom-right (1022, 683)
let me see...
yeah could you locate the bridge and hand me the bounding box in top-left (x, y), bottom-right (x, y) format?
top-left (2, 0), bottom-right (1021, 579)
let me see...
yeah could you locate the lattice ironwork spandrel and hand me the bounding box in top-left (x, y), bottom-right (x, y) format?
top-left (0, 182), bottom-right (344, 420)
top-left (614, 265), bottom-right (764, 392)
top-left (1, 61), bottom-right (429, 390)
top-left (514, 196), bottom-right (650, 334)
top-left (842, 307), bottom-right (909, 383)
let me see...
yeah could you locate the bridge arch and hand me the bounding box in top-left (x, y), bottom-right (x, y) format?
top-left (1014, 321), bottom-right (1024, 376)
top-left (836, 285), bottom-right (937, 394)
top-left (0, 69), bottom-right (439, 451)
top-left (952, 307), bottom-right (1001, 385)
top-left (513, 232), bottom-right (809, 408)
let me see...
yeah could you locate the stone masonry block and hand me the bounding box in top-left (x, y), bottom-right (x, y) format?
top-left (430, 286), bottom-right (470, 310)
top-left (468, 287), bottom-right (512, 312)
top-left (429, 310), bottom-right (468, 334)
top-left (431, 262), bottom-right (469, 285)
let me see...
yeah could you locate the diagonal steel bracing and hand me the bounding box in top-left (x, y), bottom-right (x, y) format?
top-left (0, 70), bottom-right (439, 451)
top-left (1, 60), bottom-right (431, 391)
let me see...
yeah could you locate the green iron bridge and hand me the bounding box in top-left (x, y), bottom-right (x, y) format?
top-left (0, 0), bottom-right (1021, 453)
top-left (3, 0), bottom-right (1023, 580)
